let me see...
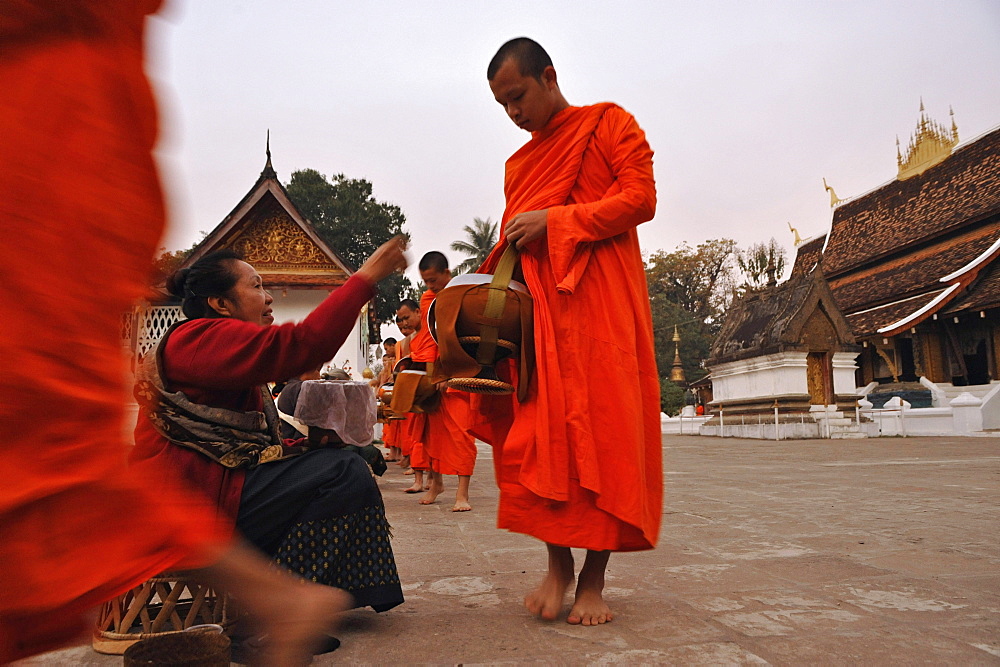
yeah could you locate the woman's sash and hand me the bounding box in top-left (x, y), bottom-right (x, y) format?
top-left (134, 321), bottom-right (309, 469)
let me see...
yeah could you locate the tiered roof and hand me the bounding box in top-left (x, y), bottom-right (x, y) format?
top-left (709, 270), bottom-right (857, 366)
top-left (817, 125), bottom-right (1000, 336)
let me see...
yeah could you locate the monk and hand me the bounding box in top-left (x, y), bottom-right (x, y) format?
top-left (395, 300), bottom-right (430, 493)
top-left (376, 337), bottom-right (401, 461)
top-left (0, 3), bottom-right (406, 662)
top-left (410, 251), bottom-right (478, 512)
top-left (474, 37), bottom-right (662, 625)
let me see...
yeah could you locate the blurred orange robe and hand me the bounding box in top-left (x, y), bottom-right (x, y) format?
top-left (474, 103), bottom-right (662, 551)
top-left (0, 3), bottom-right (225, 660)
top-left (411, 290), bottom-right (477, 476)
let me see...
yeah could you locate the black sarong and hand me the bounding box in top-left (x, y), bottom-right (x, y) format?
top-left (236, 448), bottom-right (403, 612)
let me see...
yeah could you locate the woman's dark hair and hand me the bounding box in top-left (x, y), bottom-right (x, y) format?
top-left (166, 249), bottom-right (243, 320)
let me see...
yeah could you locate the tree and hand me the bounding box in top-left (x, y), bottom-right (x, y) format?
top-left (736, 237), bottom-right (787, 291)
top-left (645, 239), bottom-right (737, 329)
top-left (285, 169), bottom-right (411, 325)
top-left (645, 239), bottom-right (738, 409)
top-left (450, 217), bottom-right (498, 274)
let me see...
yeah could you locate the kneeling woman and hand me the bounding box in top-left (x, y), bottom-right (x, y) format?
top-left (131, 238), bottom-right (407, 613)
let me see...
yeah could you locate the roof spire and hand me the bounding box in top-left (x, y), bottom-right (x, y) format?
top-left (897, 101), bottom-right (958, 180)
top-left (260, 129), bottom-right (277, 179)
top-left (669, 325), bottom-right (686, 385)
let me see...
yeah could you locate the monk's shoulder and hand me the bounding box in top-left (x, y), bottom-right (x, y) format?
top-left (594, 104), bottom-right (643, 139)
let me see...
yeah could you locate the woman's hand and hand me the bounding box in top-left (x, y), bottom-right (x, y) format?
top-left (356, 236), bottom-right (409, 284)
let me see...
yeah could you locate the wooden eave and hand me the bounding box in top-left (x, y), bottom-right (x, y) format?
top-left (183, 170), bottom-right (355, 276)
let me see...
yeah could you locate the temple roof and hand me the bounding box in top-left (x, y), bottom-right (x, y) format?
top-left (789, 234), bottom-right (826, 278)
top-left (823, 125), bottom-right (1000, 279)
top-left (708, 270), bottom-right (857, 366)
top-left (943, 257), bottom-right (1000, 314)
top-left (790, 123), bottom-right (1000, 337)
top-left (183, 149), bottom-right (353, 287)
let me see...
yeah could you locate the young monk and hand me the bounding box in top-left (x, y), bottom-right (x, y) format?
top-left (473, 38), bottom-right (662, 625)
top-left (395, 300), bottom-right (430, 493)
top-left (410, 251), bottom-right (478, 512)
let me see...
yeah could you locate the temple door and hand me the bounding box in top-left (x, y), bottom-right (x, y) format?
top-left (807, 351), bottom-right (833, 405)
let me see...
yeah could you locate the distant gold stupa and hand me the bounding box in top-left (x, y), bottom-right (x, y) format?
top-left (897, 100), bottom-right (958, 180)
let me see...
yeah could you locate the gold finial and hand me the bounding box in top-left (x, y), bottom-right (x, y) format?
top-left (898, 101), bottom-right (958, 180)
top-left (822, 177), bottom-right (842, 208)
top-left (787, 222), bottom-right (802, 246)
top-left (260, 129), bottom-right (277, 179)
top-left (669, 325), bottom-right (686, 384)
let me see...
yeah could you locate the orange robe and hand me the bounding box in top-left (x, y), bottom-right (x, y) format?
top-left (474, 103), bottom-right (662, 551)
top-left (411, 290), bottom-right (477, 476)
top-left (0, 3), bottom-right (225, 660)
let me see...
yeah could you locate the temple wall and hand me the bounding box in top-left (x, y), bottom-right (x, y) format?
top-left (710, 352), bottom-right (810, 402)
top-left (832, 351), bottom-right (860, 396)
top-left (271, 288), bottom-right (367, 378)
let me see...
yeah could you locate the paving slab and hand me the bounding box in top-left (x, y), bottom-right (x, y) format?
top-left (18, 435), bottom-right (1000, 665)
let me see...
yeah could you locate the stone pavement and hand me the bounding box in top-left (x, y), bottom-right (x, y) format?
top-left (22, 435), bottom-right (1000, 665)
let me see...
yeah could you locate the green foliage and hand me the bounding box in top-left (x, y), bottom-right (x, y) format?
top-left (285, 169), bottom-right (411, 324)
top-left (645, 239), bottom-right (737, 388)
top-left (450, 217), bottom-right (498, 274)
top-left (660, 380), bottom-right (687, 416)
top-left (151, 235), bottom-right (203, 285)
top-left (736, 237), bottom-right (787, 291)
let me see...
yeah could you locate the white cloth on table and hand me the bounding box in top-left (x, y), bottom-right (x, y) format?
top-left (293, 380), bottom-right (376, 446)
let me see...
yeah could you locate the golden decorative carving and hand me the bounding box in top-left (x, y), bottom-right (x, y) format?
top-left (788, 222), bottom-right (802, 246)
top-left (897, 101), bottom-right (958, 181)
top-left (230, 215), bottom-right (341, 272)
top-left (822, 177), bottom-right (842, 208)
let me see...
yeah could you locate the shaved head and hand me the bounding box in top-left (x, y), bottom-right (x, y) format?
top-left (418, 251), bottom-right (449, 272)
top-left (488, 37), bottom-right (553, 81)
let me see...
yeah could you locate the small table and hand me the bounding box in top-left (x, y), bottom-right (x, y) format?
top-left (292, 380), bottom-right (376, 447)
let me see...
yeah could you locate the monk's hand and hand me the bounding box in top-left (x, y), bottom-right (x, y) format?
top-left (506, 209), bottom-right (548, 249)
top-left (357, 235), bottom-right (409, 283)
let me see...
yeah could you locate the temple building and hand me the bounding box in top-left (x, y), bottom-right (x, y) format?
top-left (122, 144), bottom-right (371, 380)
top-left (701, 105), bottom-right (998, 437)
top-left (793, 106), bottom-right (999, 393)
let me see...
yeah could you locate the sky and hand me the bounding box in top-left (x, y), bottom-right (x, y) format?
top-left (147, 0), bottom-right (1000, 285)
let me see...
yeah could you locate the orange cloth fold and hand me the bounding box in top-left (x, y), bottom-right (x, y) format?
top-left (0, 3), bottom-right (226, 660)
top-left (409, 290), bottom-right (438, 363)
top-left (407, 289), bottom-right (476, 475)
top-left (475, 104), bottom-right (661, 551)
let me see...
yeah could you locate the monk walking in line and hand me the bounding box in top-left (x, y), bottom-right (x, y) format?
top-left (395, 299), bottom-right (431, 493)
top-left (411, 251), bottom-right (478, 512)
top-left (473, 37), bottom-right (662, 625)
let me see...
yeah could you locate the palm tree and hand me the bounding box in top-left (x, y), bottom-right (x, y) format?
top-left (450, 217), bottom-right (498, 274)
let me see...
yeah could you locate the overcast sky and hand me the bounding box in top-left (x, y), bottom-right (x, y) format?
top-left (147, 0), bottom-right (1000, 282)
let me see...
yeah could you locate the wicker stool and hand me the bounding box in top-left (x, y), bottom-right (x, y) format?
top-left (92, 572), bottom-right (233, 655)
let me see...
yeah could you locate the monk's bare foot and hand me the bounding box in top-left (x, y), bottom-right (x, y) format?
top-left (402, 483), bottom-right (422, 493)
top-left (253, 582), bottom-right (351, 665)
top-left (567, 550), bottom-right (612, 626)
top-left (567, 587), bottom-right (612, 626)
top-left (403, 468), bottom-right (414, 476)
top-left (451, 499), bottom-right (472, 512)
top-left (525, 571), bottom-right (573, 621)
top-left (397, 456), bottom-right (410, 468)
top-left (419, 477), bottom-right (444, 505)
